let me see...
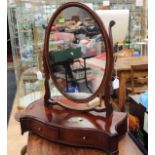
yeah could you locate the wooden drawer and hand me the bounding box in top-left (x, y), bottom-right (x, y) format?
top-left (20, 118), bottom-right (58, 140)
top-left (59, 128), bottom-right (103, 147)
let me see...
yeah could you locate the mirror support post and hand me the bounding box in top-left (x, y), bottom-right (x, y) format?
top-left (44, 78), bottom-right (51, 105)
top-left (43, 28), bottom-right (51, 106)
top-left (104, 20), bottom-right (116, 116)
top-left (105, 85), bottom-right (113, 116)
top-left (43, 59), bottom-right (51, 106)
top-left (108, 20), bottom-right (116, 53)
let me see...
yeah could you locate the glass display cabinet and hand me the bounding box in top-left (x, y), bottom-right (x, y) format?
top-left (110, 0), bottom-right (148, 55)
top-left (8, 0), bottom-right (59, 108)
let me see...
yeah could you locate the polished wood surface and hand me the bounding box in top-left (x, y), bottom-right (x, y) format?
top-left (50, 95), bottom-right (106, 111)
top-left (114, 56), bottom-right (147, 71)
top-left (114, 56), bottom-right (148, 109)
top-left (27, 132), bottom-right (143, 155)
top-left (20, 99), bottom-right (127, 155)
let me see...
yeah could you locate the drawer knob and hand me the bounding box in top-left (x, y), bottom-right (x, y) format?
top-left (38, 127), bottom-right (41, 131)
top-left (82, 136), bottom-right (86, 140)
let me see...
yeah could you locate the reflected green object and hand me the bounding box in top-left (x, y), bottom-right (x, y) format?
top-left (49, 47), bottom-right (81, 63)
top-left (59, 17), bottom-right (65, 23)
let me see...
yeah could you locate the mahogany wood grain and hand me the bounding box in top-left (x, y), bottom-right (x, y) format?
top-left (27, 133), bottom-right (107, 155)
top-left (20, 99), bottom-right (127, 155)
top-left (27, 133), bottom-right (143, 155)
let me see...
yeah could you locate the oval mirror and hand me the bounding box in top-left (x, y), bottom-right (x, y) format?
top-left (44, 2), bottom-right (112, 104)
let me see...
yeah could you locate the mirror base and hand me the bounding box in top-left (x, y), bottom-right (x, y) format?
top-left (45, 96), bottom-right (107, 112)
top-left (19, 99), bottom-right (127, 155)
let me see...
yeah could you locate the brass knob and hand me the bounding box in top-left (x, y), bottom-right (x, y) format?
top-left (82, 136), bottom-right (86, 140)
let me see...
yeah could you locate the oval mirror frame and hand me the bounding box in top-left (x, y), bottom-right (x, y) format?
top-left (43, 2), bottom-right (113, 103)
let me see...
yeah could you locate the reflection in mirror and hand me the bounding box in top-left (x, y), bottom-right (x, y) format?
top-left (48, 6), bottom-right (106, 100)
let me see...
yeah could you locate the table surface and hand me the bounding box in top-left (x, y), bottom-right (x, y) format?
top-left (86, 55), bottom-right (147, 71)
top-left (114, 56), bottom-right (148, 71)
top-left (114, 56), bottom-right (148, 109)
top-left (27, 132), bottom-right (143, 155)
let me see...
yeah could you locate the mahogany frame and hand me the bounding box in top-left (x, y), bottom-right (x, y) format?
top-left (43, 2), bottom-right (114, 114)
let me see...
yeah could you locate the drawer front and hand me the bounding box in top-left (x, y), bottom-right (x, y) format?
top-left (59, 128), bottom-right (103, 147)
top-left (21, 118), bottom-right (58, 140)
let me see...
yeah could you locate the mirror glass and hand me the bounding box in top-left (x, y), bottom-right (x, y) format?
top-left (47, 6), bottom-right (106, 100)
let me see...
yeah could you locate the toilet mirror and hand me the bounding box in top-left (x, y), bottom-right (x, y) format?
top-left (43, 2), bottom-right (113, 105)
